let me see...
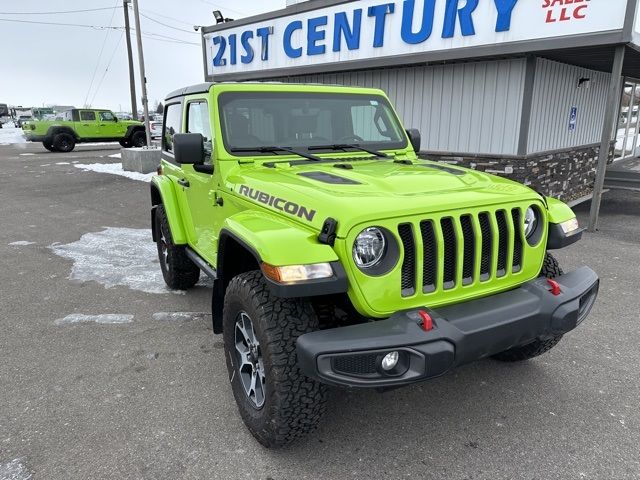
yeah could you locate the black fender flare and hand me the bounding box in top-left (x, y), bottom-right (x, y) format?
top-left (47, 126), bottom-right (78, 141)
top-left (125, 124), bottom-right (145, 139)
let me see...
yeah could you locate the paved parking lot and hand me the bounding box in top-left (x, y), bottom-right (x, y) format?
top-left (1, 142), bottom-right (639, 480)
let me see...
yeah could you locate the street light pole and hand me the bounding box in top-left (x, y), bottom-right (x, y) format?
top-left (123, 0), bottom-right (138, 121)
top-left (131, 0), bottom-right (151, 147)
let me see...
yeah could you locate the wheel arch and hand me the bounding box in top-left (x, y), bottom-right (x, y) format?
top-left (212, 213), bottom-right (344, 334)
top-left (125, 124), bottom-right (145, 139)
top-left (150, 176), bottom-right (187, 244)
top-left (47, 126), bottom-right (78, 140)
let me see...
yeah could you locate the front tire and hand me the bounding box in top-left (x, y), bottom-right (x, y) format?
top-left (223, 271), bottom-right (326, 448)
top-left (52, 133), bottom-right (75, 152)
top-left (155, 204), bottom-right (200, 289)
top-left (130, 130), bottom-right (147, 148)
top-left (491, 253), bottom-right (564, 362)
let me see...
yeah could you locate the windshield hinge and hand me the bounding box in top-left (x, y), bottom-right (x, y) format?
top-left (318, 217), bottom-right (338, 246)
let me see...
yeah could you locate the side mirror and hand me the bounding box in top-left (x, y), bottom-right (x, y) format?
top-left (406, 128), bottom-right (421, 153)
top-left (174, 133), bottom-right (204, 165)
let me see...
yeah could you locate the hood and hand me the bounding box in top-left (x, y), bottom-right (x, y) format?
top-left (227, 157), bottom-right (541, 236)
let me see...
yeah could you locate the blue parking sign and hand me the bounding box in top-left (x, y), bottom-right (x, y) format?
top-left (569, 106), bottom-right (578, 131)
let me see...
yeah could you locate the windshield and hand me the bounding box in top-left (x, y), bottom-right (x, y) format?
top-left (218, 92), bottom-right (407, 155)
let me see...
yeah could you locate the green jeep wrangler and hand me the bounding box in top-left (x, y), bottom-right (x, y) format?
top-left (150, 82), bottom-right (599, 447)
top-left (22, 108), bottom-right (146, 152)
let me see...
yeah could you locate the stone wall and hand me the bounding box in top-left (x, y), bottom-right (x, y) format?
top-left (420, 143), bottom-right (616, 204)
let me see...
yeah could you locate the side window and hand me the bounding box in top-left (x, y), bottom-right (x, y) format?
top-left (99, 111), bottom-right (115, 121)
top-left (186, 101), bottom-right (212, 161)
top-left (163, 103), bottom-right (182, 153)
top-left (80, 111), bottom-right (96, 121)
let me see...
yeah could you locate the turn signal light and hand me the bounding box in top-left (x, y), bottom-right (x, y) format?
top-left (261, 262), bottom-right (333, 283)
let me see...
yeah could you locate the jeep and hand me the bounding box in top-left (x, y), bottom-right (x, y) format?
top-left (22, 108), bottom-right (146, 152)
top-left (150, 82), bottom-right (599, 447)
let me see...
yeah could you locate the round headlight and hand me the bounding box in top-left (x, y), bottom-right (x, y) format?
top-left (353, 227), bottom-right (386, 268)
top-left (524, 207), bottom-right (538, 238)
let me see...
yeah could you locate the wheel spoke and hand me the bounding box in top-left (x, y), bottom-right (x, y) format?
top-left (233, 311), bottom-right (266, 408)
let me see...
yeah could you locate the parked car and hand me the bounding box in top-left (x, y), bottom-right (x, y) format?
top-left (150, 82), bottom-right (599, 448)
top-left (23, 108), bottom-right (146, 152)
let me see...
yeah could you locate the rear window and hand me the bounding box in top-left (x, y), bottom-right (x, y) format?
top-left (80, 111), bottom-right (96, 121)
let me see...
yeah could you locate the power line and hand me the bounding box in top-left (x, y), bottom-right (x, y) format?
top-left (0, 17), bottom-right (199, 45)
top-left (140, 8), bottom-right (196, 27)
top-left (139, 12), bottom-right (198, 34)
top-left (198, 0), bottom-right (248, 17)
top-left (84, 0), bottom-right (120, 107)
top-left (0, 18), bottom-right (121, 29)
top-left (0, 7), bottom-right (117, 15)
top-left (90, 32), bottom-right (125, 106)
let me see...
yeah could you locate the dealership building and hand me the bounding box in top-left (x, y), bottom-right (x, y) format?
top-left (201, 0), bottom-right (640, 228)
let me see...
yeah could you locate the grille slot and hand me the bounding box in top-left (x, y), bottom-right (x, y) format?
top-left (478, 212), bottom-right (492, 281)
top-left (441, 218), bottom-right (457, 290)
top-left (496, 210), bottom-right (508, 277)
top-left (390, 208), bottom-right (524, 298)
top-left (511, 208), bottom-right (523, 273)
top-left (420, 220), bottom-right (437, 293)
top-left (460, 215), bottom-right (475, 285)
top-left (398, 224), bottom-right (416, 297)
top-left (333, 354), bottom-right (378, 376)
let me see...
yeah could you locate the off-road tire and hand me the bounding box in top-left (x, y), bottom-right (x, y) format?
top-left (119, 139), bottom-right (130, 148)
top-left (223, 271), bottom-right (327, 448)
top-left (131, 130), bottom-right (147, 148)
top-left (42, 139), bottom-right (56, 152)
top-left (155, 204), bottom-right (200, 289)
top-left (52, 132), bottom-right (75, 152)
top-left (491, 253), bottom-right (564, 362)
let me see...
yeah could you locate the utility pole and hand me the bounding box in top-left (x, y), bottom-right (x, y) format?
top-left (123, 0), bottom-right (138, 120)
top-left (131, 0), bottom-right (151, 147)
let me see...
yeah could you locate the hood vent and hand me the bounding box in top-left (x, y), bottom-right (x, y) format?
top-left (298, 171), bottom-right (361, 185)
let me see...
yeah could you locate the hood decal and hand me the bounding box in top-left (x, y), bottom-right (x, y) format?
top-left (238, 185), bottom-right (316, 222)
top-left (298, 171), bottom-right (361, 185)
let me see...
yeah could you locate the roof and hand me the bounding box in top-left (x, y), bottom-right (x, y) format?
top-left (165, 82), bottom-right (214, 101)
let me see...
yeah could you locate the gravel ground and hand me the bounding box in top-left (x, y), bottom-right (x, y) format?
top-left (0, 142), bottom-right (638, 480)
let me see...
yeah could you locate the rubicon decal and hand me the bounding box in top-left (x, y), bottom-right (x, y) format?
top-left (238, 185), bottom-right (316, 222)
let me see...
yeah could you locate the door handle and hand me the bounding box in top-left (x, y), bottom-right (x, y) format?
top-left (82, 124), bottom-right (89, 126)
top-left (177, 178), bottom-right (190, 188)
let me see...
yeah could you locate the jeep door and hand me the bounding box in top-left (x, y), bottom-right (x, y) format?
top-left (76, 110), bottom-right (100, 139)
top-left (98, 111), bottom-right (125, 138)
top-left (181, 99), bottom-right (217, 263)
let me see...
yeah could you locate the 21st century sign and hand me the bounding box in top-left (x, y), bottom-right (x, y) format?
top-left (203, 0), bottom-right (627, 77)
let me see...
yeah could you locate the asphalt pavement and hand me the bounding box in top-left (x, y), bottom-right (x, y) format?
top-left (0, 141), bottom-right (638, 480)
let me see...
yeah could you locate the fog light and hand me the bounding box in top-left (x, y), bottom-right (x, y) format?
top-left (381, 351), bottom-right (399, 371)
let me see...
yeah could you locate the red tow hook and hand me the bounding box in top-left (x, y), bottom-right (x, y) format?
top-left (418, 310), bottom-right (433, 332)
top-left (547, 279), bottom-right (562, 296)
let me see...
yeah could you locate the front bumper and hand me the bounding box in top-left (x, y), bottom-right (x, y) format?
top-left (297, 267), bottom-right (599, 388)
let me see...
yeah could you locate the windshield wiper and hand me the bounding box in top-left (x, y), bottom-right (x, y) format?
top-left (230, 146), bottom-right (322, 162)
top-left (308, 143), bottom-right (390, 158)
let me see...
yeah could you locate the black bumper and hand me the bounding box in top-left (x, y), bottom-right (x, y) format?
top-left (297, 267), bottom-right (599, 388)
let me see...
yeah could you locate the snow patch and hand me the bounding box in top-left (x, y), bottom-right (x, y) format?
top-left (152, 312), bottom-right (207, 322)
top-left (0, 458), bottom-right (33, 480)
top-left (108, 153), bottom-right (122, 159)
top-left (55, 313), bottom-right (134, 325)
top-left (19, 153), bottom-right (35, 156)
top-left (0, 126), bottom-right (26, 145)
top-left (50, 227), bottom-right (185, 294)
top-left (55, 162), bottom-right (70, 165)
top-left (74, 162), bottom-right (153, 182)
top-left (8, 241), bottom-right (35, 246)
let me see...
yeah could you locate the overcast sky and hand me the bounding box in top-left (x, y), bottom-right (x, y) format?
top-left (0, 0), bottom-right (285, 112)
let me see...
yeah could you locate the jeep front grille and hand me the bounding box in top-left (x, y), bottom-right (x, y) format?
top-left (398, 208), bottom-right (526, 297)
